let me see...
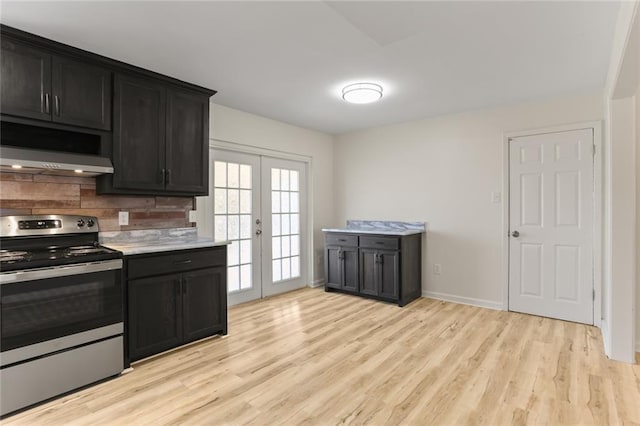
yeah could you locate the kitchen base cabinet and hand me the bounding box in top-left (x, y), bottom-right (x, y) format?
top-left (324, 232), bottom-right (422, 307)
top-left (125, 246), bottom-right (227, 363)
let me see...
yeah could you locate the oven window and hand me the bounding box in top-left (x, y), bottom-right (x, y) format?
top-left (1, 269), bottom-right (122, 352)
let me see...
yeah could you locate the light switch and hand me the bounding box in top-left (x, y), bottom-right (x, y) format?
top-left (491, 192), bottom-right (501, 203)
top-left (188, 210), bottom-right (197, 223)
top-left (118, 211), bottom-right (129, 226)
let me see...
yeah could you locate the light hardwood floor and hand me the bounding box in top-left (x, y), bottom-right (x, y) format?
top-left (5, 288), bottom-right (640, 425)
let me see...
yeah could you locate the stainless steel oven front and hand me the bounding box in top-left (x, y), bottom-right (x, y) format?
top-left (0, 259), bottom-right (124, 416)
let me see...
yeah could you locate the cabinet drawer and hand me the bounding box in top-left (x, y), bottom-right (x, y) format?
top-left (359, 236), bottom-right (400, 250)
top-left (127, 248), bottom-right (226, 279)
top-left (325, 233), bottom-right (358, 247)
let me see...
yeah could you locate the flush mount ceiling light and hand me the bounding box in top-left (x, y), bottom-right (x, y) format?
top-left (342, 82), bottom-right (383, 104)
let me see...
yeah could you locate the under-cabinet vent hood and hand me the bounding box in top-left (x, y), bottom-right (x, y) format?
top-left (0, 146), bottom-right (114, 177)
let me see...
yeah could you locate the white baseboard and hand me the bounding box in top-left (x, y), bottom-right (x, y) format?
top-left (308, 279), bottom-right (324, 288)
top-left (421, 290), bottom-right (503, 311)
top-left (601, 319), bottom-right (611, 357)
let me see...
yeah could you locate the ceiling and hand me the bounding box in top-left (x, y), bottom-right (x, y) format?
top-left (1, 1), bottom-right (620, 134)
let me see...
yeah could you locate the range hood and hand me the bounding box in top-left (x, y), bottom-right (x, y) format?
top-left (0, 146), bottom-right (114, 177)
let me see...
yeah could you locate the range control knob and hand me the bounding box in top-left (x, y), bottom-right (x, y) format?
top-left (87, 219), bottom-right (95, 228)
top-left (77, 219), bottom-right (85, 227)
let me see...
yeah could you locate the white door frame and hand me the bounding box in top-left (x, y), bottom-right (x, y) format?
top-left (208, 138), bottom-right (314, 297)
top-left (501, 121), bottom-right (603, 327)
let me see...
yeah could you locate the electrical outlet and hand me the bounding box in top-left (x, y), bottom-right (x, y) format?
top-left (118, 211), bottom-right (129, 226)
top-left (188, 210), bottom-right (197, 223)
top-left (433, 263), bottom-right (441, 275)
top-left (491, 191), bottom-right (501, 203)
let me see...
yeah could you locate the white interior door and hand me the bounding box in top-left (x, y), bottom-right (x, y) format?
top-left (212, 151), bottom-right (262, 306)
top-left (261, 157), bottom-right (307, 297)
top-left (210, 151), bottom-right (308, 305)
top-left (508, 129), bottom-right (594, 324)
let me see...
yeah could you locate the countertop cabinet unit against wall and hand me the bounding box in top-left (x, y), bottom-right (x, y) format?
top-left (1, 37), bottom-right (111, 130)
top-left (126, 247), bottom-right (227, 363)
top-left (324, 232), bottom-right (421, 307)
top-left (109, 74), bottom-right (209, 195)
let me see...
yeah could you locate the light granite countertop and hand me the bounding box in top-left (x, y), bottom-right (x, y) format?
top-left (101, 228), bottom-right (229, 256)
top-left (322, 220), bottom-right (425, 236)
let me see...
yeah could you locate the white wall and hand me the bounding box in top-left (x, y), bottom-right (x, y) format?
top-left (637, 86), bottom-right (640, 353)
top-left (334, 93), bottom-right (604, 307)
top-left (200, 103), bottom-right (334, 284)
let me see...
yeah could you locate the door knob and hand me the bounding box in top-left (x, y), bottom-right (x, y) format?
top-left (256, 229), bottom-right (262, 236)
top-left (511, 230), bottom-right (520, 238)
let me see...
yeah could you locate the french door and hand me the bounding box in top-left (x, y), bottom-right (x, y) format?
top-left (211, 150), bottom-right (307, 306)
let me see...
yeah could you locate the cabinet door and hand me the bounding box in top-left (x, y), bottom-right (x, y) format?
top-left (182, 267), bottom-right (227, 343)
top-left (342, 246), bottom-right (359, 292)
top-left (325, 246), bottom-right (342, 289)
top-left (359, 248), bottom-right (378, 296)
top-left (165, 87), bottom-right (209, 194)
top-left (113, 74), bottom-right (166, 191)
top-left (51, 56), bottom-right (111, 130)
top-left (0, 38), bottom-right (51, 121)
top-left (379, 250), bottom-right (400, 300)
top-left (128, 274), bottom-right (182, 361)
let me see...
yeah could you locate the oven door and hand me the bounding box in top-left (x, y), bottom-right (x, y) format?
top-left (0, 259), bottom-right (123, 354)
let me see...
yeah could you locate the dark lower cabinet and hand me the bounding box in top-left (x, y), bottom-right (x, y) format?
top-left (126, 246), bottom-right (227, 363)
top-left (128, 273), bottom-right (183, 361)
top-left (183, 268), bottom-right (227, 343)
top-left (325, 232), bottom-right (422, 307)
top-left (325, 245), bottom-right (358, 292)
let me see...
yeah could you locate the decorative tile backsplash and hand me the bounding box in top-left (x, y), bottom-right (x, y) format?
top-left (0, 172), bottom-right (195, 232)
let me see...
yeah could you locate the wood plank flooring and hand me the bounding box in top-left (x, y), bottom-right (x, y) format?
top-left (5, 288), bottom-right (640, 425)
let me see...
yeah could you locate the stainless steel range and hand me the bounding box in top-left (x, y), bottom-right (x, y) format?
top-left (0, 215), bottom-right (124, 416)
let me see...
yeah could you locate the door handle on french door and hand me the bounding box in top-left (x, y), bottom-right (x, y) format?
top-left (256, 229), bottom-right (262, 236)
top-left (511, 230), bottom-right (520, 238)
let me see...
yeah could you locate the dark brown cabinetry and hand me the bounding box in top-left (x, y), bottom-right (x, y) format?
top-left (1, 37), bottom-right (111, 130)
top-left (126, 246), bottom-right (227, 363)
top-left (0, 25), bottom-right (215, 197)
top-left (324, 232), bottom-right (421, 307)
top-left (108, 75), bottom-right (209, 195)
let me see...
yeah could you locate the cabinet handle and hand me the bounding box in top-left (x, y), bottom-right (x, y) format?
top-left (338, 239), bottom-right (347, 242)
top-left (160, 168), bottom-right (166, 184)
top-left (173, 259), bottom-right (192, 265)
top-left (166, 169), bottom-right (171, 185)
top-left (44, 93), bottom-right (50, 114)
top-left (375, 241), bottom-right (385, 245)
top-left (54, 95), bottom-right (60, 116)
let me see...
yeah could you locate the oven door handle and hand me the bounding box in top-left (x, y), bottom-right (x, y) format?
top-left (0, 259), bottom-right (123, 284)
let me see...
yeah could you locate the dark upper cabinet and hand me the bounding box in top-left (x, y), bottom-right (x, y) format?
top-left (128, 273), bottom-right (183, 361)
top-left (165, 88), bottom-right (209, 194)
top-left (0, 37), bottom-right (111, 130)
top-left (113, 74), bottom-right (166, 192)
top-left (51, 56), bottom-right (111, 130)
top-left (109, 75), bottom-right (210, 196)
top-left (1, 38), bottom-right (52, 121)
top-left (183, 267), bottom-right (226, 343)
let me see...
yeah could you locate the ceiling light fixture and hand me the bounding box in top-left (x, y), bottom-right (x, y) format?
top-left (342, 82), bottom-right (383, 104)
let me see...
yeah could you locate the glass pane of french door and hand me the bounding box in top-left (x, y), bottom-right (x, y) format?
top-left (261, 157), bottom-right (307, 297)
top-left (212, 150), bottom-right (261, 306)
